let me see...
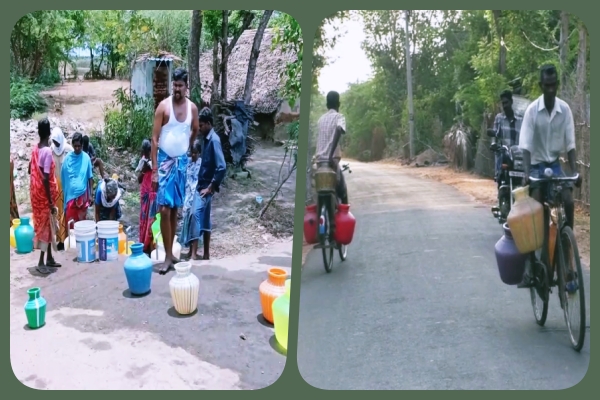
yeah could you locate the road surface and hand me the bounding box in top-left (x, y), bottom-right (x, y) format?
top-left (10, 241), bottom-right (292, 390)
top-left (297, 161), bottom-right (590, 390)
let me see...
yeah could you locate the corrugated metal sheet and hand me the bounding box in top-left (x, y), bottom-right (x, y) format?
top-left (131, 63), bottom-right (146, 97)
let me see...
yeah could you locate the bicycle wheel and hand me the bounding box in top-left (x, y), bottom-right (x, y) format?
top-left (338, 243), bottom-right (347, 261)
top-left (319, 202), bottom-right (334, 273)
top-left (557, 226), bottom-right (586, 351)
top-left (529, 251), bottom-right (550, 326)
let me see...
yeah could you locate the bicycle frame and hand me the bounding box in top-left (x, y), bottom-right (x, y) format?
top-left (529, 171), bottom-right (578, 263)
top-left (529, 170), bottom-right (579, 300)
top-left (527, 169), bottom-right (585, 346)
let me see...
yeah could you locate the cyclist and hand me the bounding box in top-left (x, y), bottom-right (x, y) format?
top-left (517, 64), bottom-right (581, 288)
top-left (314, 91), bottom-right (348, 205)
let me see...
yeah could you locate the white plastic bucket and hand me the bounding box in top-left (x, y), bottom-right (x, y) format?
top-left (97, 221), bottom-right (119, 262)
top-left (74, 220), bottom-right (97, 263)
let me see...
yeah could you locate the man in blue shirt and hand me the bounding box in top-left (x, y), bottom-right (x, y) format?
top-left (185, 107), bottom-right (226, 260)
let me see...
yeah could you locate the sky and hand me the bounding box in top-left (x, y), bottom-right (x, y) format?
top-left (317, 16), bottom-right (373, 94)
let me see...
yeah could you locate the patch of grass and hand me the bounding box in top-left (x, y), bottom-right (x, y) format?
top-left (10, 75), bottom-right (47, 119)
top-left (103, 87), bottom-right (155, 151)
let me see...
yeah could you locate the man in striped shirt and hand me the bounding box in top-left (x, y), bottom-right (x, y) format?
top-left (490, 89), bottom-right (523, 184)
top-left (315, 91), bottom-right (348, 204)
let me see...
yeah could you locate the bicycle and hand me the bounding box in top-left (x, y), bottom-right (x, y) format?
top-left (527, 169), bottom-right (585, 351)
top-left (313, 161), bottom-right (351, 273)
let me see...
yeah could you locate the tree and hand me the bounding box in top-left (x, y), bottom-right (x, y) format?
top-left (11, 11), bottom-right (86, 82)
top-left (220, 10), bottom-right (255, 100)
top-left (243, 10), bottom-right (273, 104)
top-left (271, 13), bottom-right (303, 107)
top-left (188, 10), bottom-right (203, 106)
top-left (203, 10), bottom-right (255, 104)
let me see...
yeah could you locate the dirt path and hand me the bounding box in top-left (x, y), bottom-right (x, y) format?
top-left (376, 159), bottom-right (591, 268)
top-left (41, 80), bottom-right (129, 127)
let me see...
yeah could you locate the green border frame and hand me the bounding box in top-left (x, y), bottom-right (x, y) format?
top-left (4, 0), bottom-right (594, 394)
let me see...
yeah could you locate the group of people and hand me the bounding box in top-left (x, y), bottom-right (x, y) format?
top-left (10, 67), bottom-right (226, 276)
top-left (17, 120), bottom-right (123, 274)
top-left (315, 64), bottom-right (582, 290)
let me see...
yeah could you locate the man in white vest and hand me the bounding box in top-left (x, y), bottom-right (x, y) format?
top-left (150, 67), bottom-right (200, 274)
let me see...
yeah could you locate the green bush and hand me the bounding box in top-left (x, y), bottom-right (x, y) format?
top-left (10, 76), bottom-right (47, 119)
top-left (103, 87), bottom-right (155, 151)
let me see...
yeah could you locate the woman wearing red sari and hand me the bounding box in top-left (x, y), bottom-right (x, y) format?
top-left (137, 139), bottom-right (158, 254)
top-left (28, 118), bottom-right (60, 274)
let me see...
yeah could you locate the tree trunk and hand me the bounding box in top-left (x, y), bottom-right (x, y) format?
top-left (210, 37), bottom-right (220, 104)
top-left (492, 10), bottom-right (506, 75)
top-left (188, 10), bottom-right (203, 105)
top-left (220, 10), bottom-right (255, 101)
top-left (574, 21), bottom-right (589, 210)
top-left (243, 10), bottom-right (273, 104)
top-left (89, 47), bottom-right (94, 77)
top-left (576, 22), bottom-right (588, 94)
top-left (404, 10), bottom-right (415, 159)
top-left (559, 11), bottom-right (570, 85)
top-left (220, 11), bottom-right (229, 100)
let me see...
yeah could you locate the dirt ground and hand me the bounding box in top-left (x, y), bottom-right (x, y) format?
top-left (41, 80), bottom-right (129, 128)
top-left (376, 159), bottom-right (591, 269)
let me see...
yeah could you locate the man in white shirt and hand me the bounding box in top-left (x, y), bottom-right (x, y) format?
top-left (517, 64), bottom-right (581, 288)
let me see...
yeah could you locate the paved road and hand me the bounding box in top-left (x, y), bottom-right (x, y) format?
top-left (10, 241), bottom-right (292, 390)
top-left (297, 161), bottom-right (590, 390)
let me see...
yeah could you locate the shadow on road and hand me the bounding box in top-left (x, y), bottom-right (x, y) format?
top-left (256, 313), bottom-right (274, 328)
top-left (167, 306), bottom-right (198, 319)
top-left (269, 335), bottom-right (286, 356)
top-left (121, 289), bottom-right (151, 299)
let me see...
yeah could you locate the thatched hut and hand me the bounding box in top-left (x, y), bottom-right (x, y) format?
top-left (199, 28), bottom-right (300, 140)
top-left (130, 51), bottom-right (183, 110)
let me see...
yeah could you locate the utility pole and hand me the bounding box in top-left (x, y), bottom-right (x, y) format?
top-left (404, 10), bottom-right (415, 159)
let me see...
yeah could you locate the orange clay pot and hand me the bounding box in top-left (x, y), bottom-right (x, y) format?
top-left (259, 268), bottom-right (288, 324)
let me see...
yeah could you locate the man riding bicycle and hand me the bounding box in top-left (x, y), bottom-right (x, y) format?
top-left (517, 64), bottom-right (581, 288)
top-left (314, 91), bottom-right (348, 205)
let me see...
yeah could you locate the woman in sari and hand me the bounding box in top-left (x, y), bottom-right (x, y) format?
top-left (94, 178), bottom-right (123, 222)
top-left (137, 139), bottom-right (158, 254)
top-left (179, 139), bottom-right (202, 260)
top-left (28, 118), bottom-right (60, 274)
top-left (10, 154), bottom-right (20, 227)
top-left (50, 127), bottom-right (74, 250)
top-left (61, 132), bottom-right (94, 227)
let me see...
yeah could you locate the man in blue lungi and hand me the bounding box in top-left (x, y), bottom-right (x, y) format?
top-left (151, 68), bottom-right (199, 274)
